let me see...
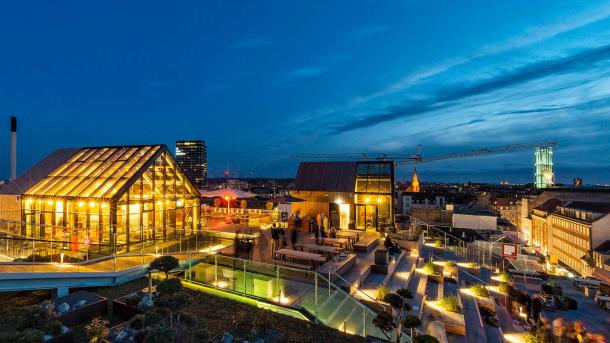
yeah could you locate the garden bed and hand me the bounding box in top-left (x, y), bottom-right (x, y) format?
top-left (51, 291), bottom-right (108, 327)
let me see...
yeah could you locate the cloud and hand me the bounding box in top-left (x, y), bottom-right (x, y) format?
top-left (283, 66), bottom-right (330, 78)
top-left (350, 25), bottom-right (391, 42)
top-left (228, 37), bottom-right (273, 49)
top-left (297, 4), bottom-right (610, 124)
top-left (333, 43), bottom-right (610, 133)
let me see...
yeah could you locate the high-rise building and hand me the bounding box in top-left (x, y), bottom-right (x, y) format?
top-left (535, 146), bottom-right (554, 188)
top-left (175, 140), bottom-right (207, 189)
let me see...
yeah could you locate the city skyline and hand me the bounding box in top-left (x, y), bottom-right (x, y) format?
top-left (2, 1), bottom-right (610, 183)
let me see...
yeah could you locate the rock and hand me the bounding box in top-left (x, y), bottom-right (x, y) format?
top-left (74, 300), bottom-right (87, 308)
top-left (222, 331), bottom-right (234, 343)
top-left (137, 295), bottom-right (154, 310)
top-left (56, 302), bottom-right (70, 313)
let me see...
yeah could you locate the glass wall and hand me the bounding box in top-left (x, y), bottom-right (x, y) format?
top-left (21, 147), bottom-right (200, 258)
top-left (354, 162), bottom-right (393, 230)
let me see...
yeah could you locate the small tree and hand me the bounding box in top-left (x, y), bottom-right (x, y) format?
top-left (156, 292), bottom-right (192, 328)
top-left (414, 334), bottom-right (440, 343)
top-left (373, 288), bottom-right (413, 343)
top-left (402, 315), bottom-right (422, 339)
top-left (85, 317), bottom-right (110, 343)
top-left (150, 255), bottom-right (179, 278)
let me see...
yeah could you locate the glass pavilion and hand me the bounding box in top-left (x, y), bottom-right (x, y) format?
top-left (21, 145), bottom-right (200, 255)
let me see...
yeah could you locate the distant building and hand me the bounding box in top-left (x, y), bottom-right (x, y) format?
top-left (534, 146), bottom-right (554, 188)
top-left (291, 161), bottom-right (394, 231)
top-left (175, 140), bottom-right (207, 189)
top-left (491, 197), bottom-right (518, 225)
top-left (452, 208), bottom-right (498, 231)
top-left (406, 167), bottom-right (420, 192)
top-left (573, 178), bottom-right (583, 187)
top-left (227, 179), bottom-right (249, 191)
top-left (548, 201), bottom-right (610, 276)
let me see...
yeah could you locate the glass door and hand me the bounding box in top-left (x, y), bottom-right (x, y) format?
top-left (356, 204), bottom-right (377, 231)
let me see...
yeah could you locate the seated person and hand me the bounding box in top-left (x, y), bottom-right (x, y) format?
top-left (384, 235), bottom-right (401, 255)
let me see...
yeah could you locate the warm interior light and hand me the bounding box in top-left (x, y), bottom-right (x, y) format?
top-left (156, 201), bottom-right (163, 206)
top-left (78, 201), bottom-right (84, 208)
top-left (89, 201), bottom-right (96, 208)
top-left (101, 203), bottom-right (107, 209)
top-left (364, 197), bottom-right (370, 203)
top-left (224, 196), bottom-right (230, 201)
top-left (376, 197), bottom-right (382, 203)
top-left (47, 200), bottom-right (54, 205)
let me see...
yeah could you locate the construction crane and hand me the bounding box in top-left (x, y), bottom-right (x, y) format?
top-left (292, 141), bottom-right (556, 166)
top-left (396, 141), bottom-right (557, 166)
top-left (291, 145), bottom-right (422, 162)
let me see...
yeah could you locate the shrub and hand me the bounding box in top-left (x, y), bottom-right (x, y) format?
top-left (19, 329), bottom-right (45, 343)
top-left (124, 294), bottom-right (142, 308)
top-left (157, 278), bottom-right (183, 297)
top-left (43, 320), bottom-right (63, 336)
top-left (85, 317), bottom-right (110, 343)
top-left (414, 334), bottom-right (441, 343)
top-left (434, 239), bottom-right (442, 248)
top-left (402, 315), bottom-right (421, 329)
top-left (150, 255), bottom-right (180, 278)
top-left (372, 311), bottom-right (394, 336)
top-left (497, 272), bottom-right (512, 282)
top-left (194, 329), bottom-right (210, 343)
top-left (144, 311), bottom-right (165, 327)
top-left (445, 260), bottom-right (457, 267)
top-left (376, 284), bottom-right (390, 301)
top-left (470, 284), bottom-right (489, 297)
top-left (437, 296), bottom-right (461, 313)
top-left (525, 334), bottom-right (541, 343)
top-left (143, 326), bottom-right (174, 343)
top-left (19, 302), bottom-right (56, 330)
top-left (128, 314), bottom-right (146, 329)
top-left (423, 263), bottom-right (440, 275)
top-left (0, 331), bottom-right (20, 342)
top-left (466, 262), bottom-right (479, 269)
top-left (498, 282), bottom-right (510, 294)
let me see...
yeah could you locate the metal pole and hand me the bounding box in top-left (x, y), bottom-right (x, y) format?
top-left (314, 273), bottom-right (319, 323)
top-left (214, 254), bottom-right (218, 286)
top-left (243, 261), bottom-right (247, 294)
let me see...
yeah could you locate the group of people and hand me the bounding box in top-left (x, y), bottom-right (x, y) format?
top-left (534, 317), bottom-right (605, 343)
top-left (270, 223), bottom-right (298, 257)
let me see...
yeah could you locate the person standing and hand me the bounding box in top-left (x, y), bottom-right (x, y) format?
top-left (313, 221), bottom-right (320, 245)
top-left (279, 227), bottom-right (287, 248)
top-left (271, 224), bottom-right (280, 258)
top-left (532, 294), bottom-right (542, 328)
top-left (552, 317), bottom-right (563, 343)
top-left (290, 226), bottom-right (298, 249)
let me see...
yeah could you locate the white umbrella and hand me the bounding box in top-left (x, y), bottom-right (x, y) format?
top-left (199, 187), bottom-right (257, 199)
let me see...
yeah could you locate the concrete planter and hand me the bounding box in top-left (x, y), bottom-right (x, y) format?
top-left (375, 249), bottom-right (389, 266)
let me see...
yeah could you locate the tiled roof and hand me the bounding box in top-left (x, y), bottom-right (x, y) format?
top-left (0, 148), bottom-right (79, 195)
top-left (533, 198), bottom-right (565, 213)
top-left (294, 162), bottom-right (357, 193)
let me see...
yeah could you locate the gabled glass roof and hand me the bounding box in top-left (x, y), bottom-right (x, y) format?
top-left (25, 145), bottom-right (163, 199)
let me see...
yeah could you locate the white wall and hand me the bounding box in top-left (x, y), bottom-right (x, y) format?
top-left (452, 213), bottom-right (497, 230)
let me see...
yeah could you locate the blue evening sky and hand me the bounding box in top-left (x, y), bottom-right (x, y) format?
top-left (2, 1), bottom-right (610, 184)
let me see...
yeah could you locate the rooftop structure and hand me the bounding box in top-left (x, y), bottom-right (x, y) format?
top-left (0, 145), bottom-right (200, 258)
top-left (292, 161), bottom-right (393, 231)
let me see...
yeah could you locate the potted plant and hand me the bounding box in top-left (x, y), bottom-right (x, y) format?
top-left (437, 296), bottom-right (461, 313)
top-left (150, 255), bottom-right (180, 279)
top-left (470, 284), bottom-right (489, 298)
top-left (373, 288), bottom-right (413, 343)
top-left (423, 263), bottom-right (443, 283)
